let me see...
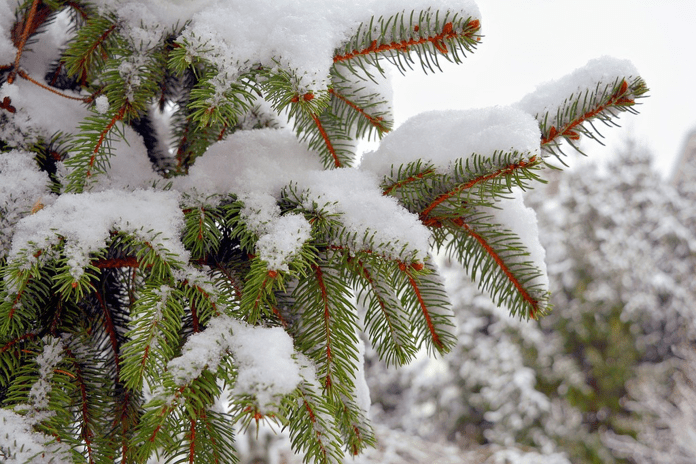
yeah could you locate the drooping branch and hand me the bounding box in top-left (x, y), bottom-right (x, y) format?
top-left (310, 114), bottom-right (341, 168)
top-left (397, 262), bottom-right (443, 350)
top-left (8, 0), bottom-right (46, 84)
top-left (86, 106), bottom-right (126, 178)
top-left (453, 218), bottom-right (540, 318)
top-left (17, 68), bottom-right (93, 102)
top-left (328, 88), bottom-right (390, 135)
top-left (313, 264), bottom-right (334, 390)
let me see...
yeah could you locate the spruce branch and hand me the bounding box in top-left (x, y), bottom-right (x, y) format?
top-left (393, 259), bottom-right (456, 355)
top-left (349, 257), bottom-right (417, 366)
top-left (292, 259), bottom-right (360, 397)
top-left (62, 14), bottom-right (120, 85)
top-left (64, 106), bottom-right (126, 192)
top-left (418, 154), bottom-right (541, 221)
top-left (16, 68), bottom-right (92, 102)
top-left (435, 214), bottom-right (549, 319)
top-left (7, 0), bottom-right (45, 84)
top-left (537, 76), bottom-right (648, 159)
top-left (282, 383), bottom-right (344, 464)
top-left (327, 70), bottom-right (392, 140)
top-left (334, 9), bottom-right (480, 77)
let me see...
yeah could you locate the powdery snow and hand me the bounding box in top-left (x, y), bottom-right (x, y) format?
top-left (167, 315), bottom-right (303, 407)
top-left (8, 190), bottom-right (186, 281)
top-left (515, 56), bottom-right (639, 127)
top-left (255, 213), bottom-right (313, 271)
top-left (485, 189), bottom-right (549, 294)
top-left (176, 0), bottom-right (480, 91)
top-left (178, 129), bottom-right (432, 262)
top-left (0, 150), bottom-right (54, 258)
top-left (0, 409), bottom-right (72, 464)
top-left (0, 0), bottom-right (15, 63)
top-left (360, 106), bottom-right (541, 178)
top-left (301, 167), bottom-right (431, 261)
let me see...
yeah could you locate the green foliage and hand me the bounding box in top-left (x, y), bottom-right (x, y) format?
top-left (0, 1), bottom-right (647, 463)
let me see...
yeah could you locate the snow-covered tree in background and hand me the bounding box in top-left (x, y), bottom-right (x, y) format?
top-left (365, 144), bottom-right (696, 464)
top-left (0, 0), bottom-right (648, 462)
top-left (535, 145), bottom-right (696, 463)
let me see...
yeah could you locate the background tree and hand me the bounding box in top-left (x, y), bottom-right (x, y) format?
top-left (365, 144), bottom-right (696, 464)
top-left (0, 0), bottom-right (647, 463)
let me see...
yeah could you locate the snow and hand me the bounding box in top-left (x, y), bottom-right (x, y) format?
top-left (0, 0), bottom-right (15, 64)
top-left (89, 125), bottom-right (163, 191)
top-left (8, 190), bottom-right (186, 281)
top-left (302, 168), bottom-right (431, 261)
top-left (255, 213), bottom-right (313, 272)
top-left (176, 129), bottom-right (324, 198)
top-left (83, 0), bottom-right (480, 92)
top-left (167, 315), bottom-right (303, 407)
top-left (0, 150), bottom-right (54, 258)
top-left (94, 95), bottom-right (110, 114)
top-left (485, 189), bottom-right (549, 294)
top-left (28, 336), bottom-right (64, 413)
top-left (360, 106), bottom-right (541, 178)
top-left (515, 56), bottom-right (639, 129)
top-left (178, 129), bottom-right (432, 262)
top-left (0, 80), bottom-right (89, 143)
top-left (0, 409), bottom-right (71, 464)
top-left (175, 0), bottom-right (480, 91)
top-left (239, 193), bottom-right (313, 271)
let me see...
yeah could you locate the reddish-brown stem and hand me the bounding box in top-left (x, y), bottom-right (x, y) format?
top-left (310, 114), bottom-right (341, 168)
top-left (93, 256), bottom-right (140, 268)
top-left (76, 23), bottom-right (118, 85)
top-left (8, 0), bottom-right (41, 84)
top-left (313, 265), bottom-right (333, 389)
top-left (197, 208), bottom-right (205, 240)
top-left (54, 368), bottom-right (76, 379)
top-left (250, 273), bottom-right (273, 320)
top-left (272, 307), bottom-right (289, 328)
top-left (452, 218), bottom-right (538, 318)
top-left (175, 122), bottom-right (192, 171)
top-left (211, 258), bottom-right (243, 299)
top-left (94, 290), bottom-right (121, 377)
top-left (383, 168), bottom-right (435, 196)
top-left (398, 263), bottom-right (443, 350)
top-left (188, 417), bottom-right (197, 464)
top-left (354, 259), bottom-right (399, 339)
top-left (149, 386), bottom-right (186, 442)
top-left (541, 80), bottom-right (632, 146)
top-left (200, 411), bottom-right (222, 464)
top-left (0, 333), bottom-right (37, 354)
top-left (419, 156), bottom-right (537, 220)
top-left (66, 349), bottom-right (95, 464)
top-left (328, 88), bottom-right (389, 133)
top-left (86, 106), bottom-right (126, 177)
top-left (191, 299), bottom-right (200, 333)
top-left (17, 69), bottom-right (92, 102)
top-left (64, 1), bottom-right (89, 21)
top-left (299, 391), bottom-right (329, 459)
top-left (334, 20), bottom-right (480, 63)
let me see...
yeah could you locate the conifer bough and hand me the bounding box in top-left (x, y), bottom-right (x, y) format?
top-left (0, 0), bottom-right (647, 462)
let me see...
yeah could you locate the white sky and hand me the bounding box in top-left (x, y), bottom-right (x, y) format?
top-left (391, 0), bottom-right (696, 177)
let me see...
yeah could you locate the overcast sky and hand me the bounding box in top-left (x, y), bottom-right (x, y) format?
top-left (390, 0), bottom-right (696, 177)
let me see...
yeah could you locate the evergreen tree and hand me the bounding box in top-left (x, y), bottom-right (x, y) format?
top-left (365, 146), bottom-right (696, 464)
top-left (531, 146), bottom-right (696, 463)
top-left (0, 1), bottom-right (647, 462)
